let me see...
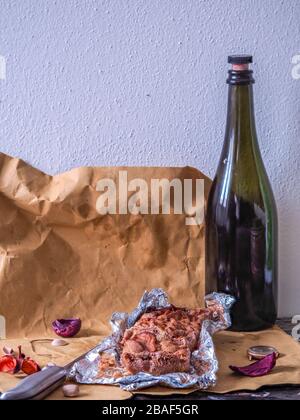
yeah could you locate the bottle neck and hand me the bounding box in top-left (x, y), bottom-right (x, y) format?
top-left (220, 81), bottom-right (265, 204)
top-left (225, 84), bottom-right (257, 144)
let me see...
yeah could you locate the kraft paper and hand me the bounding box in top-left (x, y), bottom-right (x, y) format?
top-left (0, 153), bottom-right (210, 339)
top-left (1, 327), bottom-right (299, 399)
top-left (138, 326), bottom-right (300, 396)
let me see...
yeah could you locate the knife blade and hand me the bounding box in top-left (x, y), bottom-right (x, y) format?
top-left (0, 345), bottom-right (99, 400)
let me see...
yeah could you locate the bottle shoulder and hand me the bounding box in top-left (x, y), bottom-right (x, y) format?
top-left (208, 158), bottom-right (277, 222)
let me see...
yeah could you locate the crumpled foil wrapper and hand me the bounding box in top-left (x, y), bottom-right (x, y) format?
top-left (69, 288), bottom-right (235, 391)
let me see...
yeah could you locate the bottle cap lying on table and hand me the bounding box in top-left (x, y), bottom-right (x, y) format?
top-left (247, 346), bottom-right (280, 361)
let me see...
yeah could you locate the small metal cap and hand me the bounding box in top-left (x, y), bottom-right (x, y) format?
top-left (247, 346), bottom-right (280, 361)
top-left (228, 55), bottom-right (253, 64)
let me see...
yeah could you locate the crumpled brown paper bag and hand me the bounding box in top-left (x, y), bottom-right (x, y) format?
top-left (0, 153), bottom-right (210, 338)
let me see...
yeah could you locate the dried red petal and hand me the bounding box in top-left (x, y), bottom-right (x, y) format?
top-left (17, 345), bottom-right (25, 361)
top-left (52, 318), bottom-right (81, 338)
top-left (21, 358), bottom-right (41, 375)
top-left (229, 352), bottom-right (277, 377)
top-left (0, 345), bottom-right (40, 376)
top-left (0, 355), bottom-right (20, 374)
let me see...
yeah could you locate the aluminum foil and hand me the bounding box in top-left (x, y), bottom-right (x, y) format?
top-left (69, 288), bottom-right (235, 391)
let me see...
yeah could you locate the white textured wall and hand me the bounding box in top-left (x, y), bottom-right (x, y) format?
top-left (0, 0), bottom-right (299, 316)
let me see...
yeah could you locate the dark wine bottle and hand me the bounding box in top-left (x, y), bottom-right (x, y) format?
top-left (206, 55), bottom-right (278, 331)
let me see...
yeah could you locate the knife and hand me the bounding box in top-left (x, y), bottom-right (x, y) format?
top-left (0, 346), bottom-right (98, 400)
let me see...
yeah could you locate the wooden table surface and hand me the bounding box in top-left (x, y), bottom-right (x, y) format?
top-left (134, 318), bottom-right (300, 401)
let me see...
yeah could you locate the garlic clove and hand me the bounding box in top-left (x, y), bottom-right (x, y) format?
top-left (42, 362), bottom-right (57, 370)
top-left (62, 384), bottom-right (80, 398)
top-left (51, 339), bottom-right (68, 347)
top-left (2, 346), bottom-right (14, 355)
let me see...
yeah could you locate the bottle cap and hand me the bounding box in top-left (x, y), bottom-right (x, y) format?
top-left (228, 55), bottom-right (253, 74)
top-left (228, 55), bottom-right (253, 64)
top-left (226, 55), bottom-right (255, 84)
top-left (247, 346), bottom-right (280, 361)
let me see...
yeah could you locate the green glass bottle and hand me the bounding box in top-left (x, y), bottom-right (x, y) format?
top-left (206, 55), bottom-right (278, 331)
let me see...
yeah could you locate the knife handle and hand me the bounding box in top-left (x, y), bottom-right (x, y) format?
top-left (0, 366), bottom-right (67, 400)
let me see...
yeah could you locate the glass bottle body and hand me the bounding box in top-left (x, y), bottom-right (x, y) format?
top-left (206, 84), bottom-right (278, 331)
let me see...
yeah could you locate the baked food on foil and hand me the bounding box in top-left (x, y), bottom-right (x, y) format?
top-left (114, 306), bottom-right (221, 376)
top-left (69, 289), bottom-right (234, 391)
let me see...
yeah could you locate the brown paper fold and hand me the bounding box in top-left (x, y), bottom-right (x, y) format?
top-left (0, 153), bottom-right (210, 338)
